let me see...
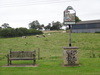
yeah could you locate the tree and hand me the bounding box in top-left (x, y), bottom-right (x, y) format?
top-left (41, 24), bottom-right (44, 28)
top-left (44, 23), bottom-right (51, 30)
top-left (50, 21), bottom-right (62, 30)
top-left (75, 16), bottom-right (81, 22)
top-left (29, 20), bottom-right (40, 30)
top-left (41, 24), bottom-right (44, 30)
top-left (0, 27), bottom-right (2, 29)
top-left (1, 23), bottom-right (11, 28)
top-left (37, 24), bottom-right (42, 30)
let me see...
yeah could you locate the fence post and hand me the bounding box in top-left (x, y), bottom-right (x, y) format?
top-left (38, 48), bottom-right (40, 60)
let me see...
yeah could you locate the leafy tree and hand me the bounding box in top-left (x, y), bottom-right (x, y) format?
top-left (50, 21), bottom-right (62, 30)
top-left (29, 20), bottom-right (40, 30)
top-left (75, 16), bottom-right (81, 22)
top-left (37, 24), bottom-right (42, 30)
top-left (40, 24), bottom-right (44, 30)
top-left (1, 23), bottom-right (11, 28)
top-left (44, 23), bottom-right (51, 30)
top-left (41, 24), bottom-right (44, 28)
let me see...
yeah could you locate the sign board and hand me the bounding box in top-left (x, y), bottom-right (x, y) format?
top-left (63, 6), bottom-right (76, 25)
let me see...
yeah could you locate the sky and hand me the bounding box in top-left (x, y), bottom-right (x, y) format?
top-left (0, 0), bottom-right (100, 28)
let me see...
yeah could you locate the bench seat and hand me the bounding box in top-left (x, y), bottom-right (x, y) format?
top-left (7, 50), bottom-right (36, 65)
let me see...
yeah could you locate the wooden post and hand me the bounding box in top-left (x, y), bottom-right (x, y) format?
top-left (92, 49), bottom-right (95, 58)
top-left (33, 53), bottom-right (36, 65)
top-left (33, 50), bottom-right (36, 65)
top-left (68, 25), bottom-right (72, 47)
top-left (38, 48), bottom-right (40, 60)
top-left (10, 49), bottom-right (12, 65)
top-left (7, 54), bottom-right (9, 66)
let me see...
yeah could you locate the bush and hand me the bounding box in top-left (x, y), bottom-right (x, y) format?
top-left (29, 29), bottom-right (43, 35)
top-left (0, 28), bottom-right (43, 38)
top-left (95, 32), bottom-right (100, 33)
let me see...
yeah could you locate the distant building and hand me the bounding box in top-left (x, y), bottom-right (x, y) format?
top-left (72, 20), bottom-right (100, 33)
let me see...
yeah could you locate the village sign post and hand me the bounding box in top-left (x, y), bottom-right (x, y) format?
top-left (63, 6), bottom-right (76, 46)
top-left (63, 6), bottom-right (79, 66)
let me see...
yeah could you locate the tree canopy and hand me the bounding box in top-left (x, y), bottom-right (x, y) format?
top-left (1, 23), bottom-right (11, 28)
top-left (75, 16), bottom-right (81, 22)
top-left (50, 21), bottom-right (62, 30)
top-left (29, 20), bottom-right (41, 30)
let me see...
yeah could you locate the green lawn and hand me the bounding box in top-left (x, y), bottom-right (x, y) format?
top-left (0, 32), bottom-right (100, 75)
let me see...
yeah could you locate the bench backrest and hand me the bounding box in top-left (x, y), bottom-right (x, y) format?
top-left (10, 51), bottom-right (35, 58)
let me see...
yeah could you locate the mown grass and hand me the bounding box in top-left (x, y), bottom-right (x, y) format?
top-left (0, 32), bottom-right (100, 75)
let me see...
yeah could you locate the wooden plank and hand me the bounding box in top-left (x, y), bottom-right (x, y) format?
top-left (7, 50), bottom-right (36, 65)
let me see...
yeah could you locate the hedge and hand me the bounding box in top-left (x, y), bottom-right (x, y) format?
top-left (0, 28), bottom-right (43, 38)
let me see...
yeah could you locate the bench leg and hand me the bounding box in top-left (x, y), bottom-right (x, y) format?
top-left (8, 60), bottom-right (12, 65)
top-left (7, 55), bottom-right (10, 66)
top-left (33, 59), bottom-right (36, 65)
top-left (10, 60), bottom-right (12, 65)
top-left (8, 59), bottom-right (9, 66)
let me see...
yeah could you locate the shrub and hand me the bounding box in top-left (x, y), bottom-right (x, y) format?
top-left (0, 28), bottom-right (43, 38)
top-left (95, 32), bottom-right (100, 33)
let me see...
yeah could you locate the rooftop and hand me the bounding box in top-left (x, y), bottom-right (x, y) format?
top-left (76, 20), bottom-right (100, 24)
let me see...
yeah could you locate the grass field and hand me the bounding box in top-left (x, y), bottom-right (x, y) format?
top-left (0, 31), bottom-right (100, 75)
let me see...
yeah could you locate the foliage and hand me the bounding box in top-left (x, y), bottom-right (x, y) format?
top-left (50, 21), bottom-right (62, 30)
top-left (0, 27), bottom-right (2, 29)
top-left (75, 16), bottom-right (81, 22)
top-left (44, 21), bottom-right (62, 30)
top-left (28, 16), bottom-right (81, 30)
top-left (44, 23), bottom-right (51, 30)
top-left (95, 32), bottom-right (100, 33)
top-left (28, 29), bottom-right (43, 35)
top-left (29, 20), bottom-right (39, 29)
top-left (29, 20), bottom-right (43, 30)
top-left (15, 28), bottom-right (29, 36)
top-left (29, 20), bottom-right (63, 30)
top-left (0, 28), bottom-right (43, 37)
top-left (1, 23), bottom-right (11, 28)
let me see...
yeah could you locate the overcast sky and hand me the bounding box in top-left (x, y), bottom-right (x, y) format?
top-left (0, 0), bottom-right (100, 28)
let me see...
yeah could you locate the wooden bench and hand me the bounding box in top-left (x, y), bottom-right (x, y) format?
top-left (7, 50), bottom-right (36, 65)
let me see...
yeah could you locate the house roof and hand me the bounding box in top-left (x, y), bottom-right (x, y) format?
top-left (76, 20), bottom-right (100, 24)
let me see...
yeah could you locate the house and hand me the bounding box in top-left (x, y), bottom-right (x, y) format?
top-left (72, 20), bottom-right (100, 33)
